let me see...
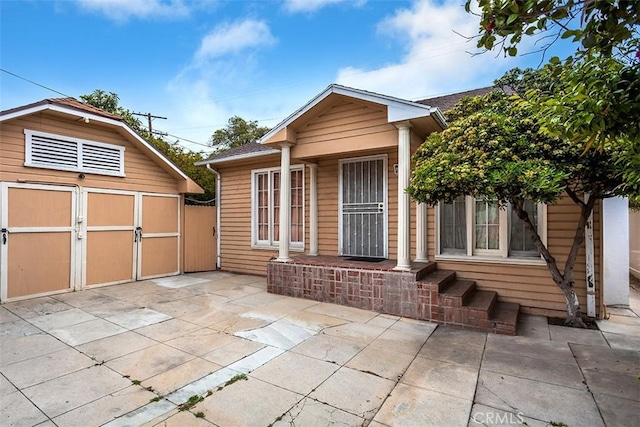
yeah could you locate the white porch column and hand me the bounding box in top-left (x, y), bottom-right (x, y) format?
top-left (308, 163), bottom-right (319, 256)
top-left (415, 202), bottom-right (428, 262)
top-left (277, 143), bottom-right (292, 262)
top-left (395, 123), bottom-right (412, 270)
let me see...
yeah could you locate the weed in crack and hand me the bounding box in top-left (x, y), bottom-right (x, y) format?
top-left (178, 395), bottom-right (204, 412)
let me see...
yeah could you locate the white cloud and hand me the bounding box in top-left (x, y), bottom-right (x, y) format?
top-left (283, 0), bottom-right (363, 14)
top-left (336, 0), bottom-right (526, 100)
top-left (74, 0), bottom-right (214, 21)
top-left (161, 19), bottom-right (281, 149)
top-left (195, 19), bottom-right (276, 61)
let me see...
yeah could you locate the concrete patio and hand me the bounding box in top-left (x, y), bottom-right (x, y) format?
top-left (1, 271), bottom-right (638, 427)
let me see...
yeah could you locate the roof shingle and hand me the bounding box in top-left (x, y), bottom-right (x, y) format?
top-left (1, 97), bottom-right (122, 121)
top-left (415, 86), bottom-right (500, 112)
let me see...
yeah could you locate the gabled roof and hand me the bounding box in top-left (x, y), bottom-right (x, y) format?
top-left (1, 97), bottom-right (203, 193)
top-left (195, 141), bottom-right (278, 166)
top-left (197, 84), bottom-right (501, 166)
top-left (1, 97), bottom-right (122, 121)
top-left (259, 84), bottom-right (447, 145)
top-left (415, 86), bottom-right (507, 112)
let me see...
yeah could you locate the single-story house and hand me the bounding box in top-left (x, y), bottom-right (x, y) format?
top-left (197, 84), bottom-right (630, 334)
top-left (0, 98), bottom-right (203, 302)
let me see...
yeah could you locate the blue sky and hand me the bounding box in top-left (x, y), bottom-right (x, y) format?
top-left (1, 0), bottom-right (575, 152)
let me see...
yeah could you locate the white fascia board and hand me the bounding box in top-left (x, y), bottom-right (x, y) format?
top-left (258, 85), bottom-right (336, 144)
top-left (196, 149), bottom-right (280, 166)
top-left (1, 103), bottom-right (190, 181)
top-left (258, 84), bottom-right (442, 144)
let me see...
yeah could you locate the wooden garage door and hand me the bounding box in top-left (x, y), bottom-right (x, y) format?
top-left (84, 190), bottom-right (136, 286)
top-left (1, 183), bottom-right (76, 300)
top-left (138, 194), bottom-right (180, 279)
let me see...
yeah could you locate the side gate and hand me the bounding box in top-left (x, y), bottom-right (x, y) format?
top-left (183, 205), bottom-right (217, 273)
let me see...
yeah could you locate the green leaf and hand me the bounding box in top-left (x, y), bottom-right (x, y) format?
top-left (507, 47), bottom-right (518, 56)
top-left (550, 8), bottom-right (568, 20)
top-left (507, 14), bottom-right (519, 25)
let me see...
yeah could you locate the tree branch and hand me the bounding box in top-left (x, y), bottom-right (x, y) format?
top-left (563, 193), bottom-right (597, 285)
top-left (512, 199), bottom-right (563, 284)
top-left (565, 188), bottom-right (586, 209)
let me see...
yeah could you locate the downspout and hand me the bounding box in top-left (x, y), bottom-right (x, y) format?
top-left (206, 164), bottom-right (222, 270)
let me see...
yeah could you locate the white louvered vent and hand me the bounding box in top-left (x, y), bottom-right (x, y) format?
top-left (25, 129), bottom-right (125, 177)
top-left (82, 143), bottom-right (122, 173)
top-left (29, 133), bottom-right (78, 169)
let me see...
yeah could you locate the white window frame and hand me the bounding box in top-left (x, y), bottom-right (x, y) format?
top-left (251, 165), bottom-right (305, 251)
top-left (436, 196), bottom-right (547, 265)
top-left (24, 129), bottom-right (125, 177)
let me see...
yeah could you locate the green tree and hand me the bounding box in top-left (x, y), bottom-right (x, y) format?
top-left (470, 0), bottom-right (639, 59)
top-left (407, 87), bottom-right (636, 327)
top-left (80, 90), bottom-right (144, 132)
top-left (81, 89), bottom-right (216, 204)
top-left (210, 116), bottom-right (269, 150)
top-left (469, 1), bottom-right (640, 207)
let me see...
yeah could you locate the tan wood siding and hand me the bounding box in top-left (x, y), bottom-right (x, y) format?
top-left (292, 100), bottom-right (397, 159)
top-left (218, 158), bottom-right (281, 275)
top-left (1, 113), bottom-right (179, 194)
top-left (428, 197), bottom-right (602, 317)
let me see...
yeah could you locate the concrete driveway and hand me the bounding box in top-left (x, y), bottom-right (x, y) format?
top-left (1, 271), bottom-right (638, 427)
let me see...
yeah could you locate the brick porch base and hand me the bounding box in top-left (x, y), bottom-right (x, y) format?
top-left (267, 255), bottom-right (519, 335)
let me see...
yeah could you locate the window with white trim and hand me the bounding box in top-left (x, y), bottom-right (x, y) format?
top-left (438, 196), bottom-right (545, 259)
top-left (252, 166), bottom-right (304, 249)
top-left (24, 129), bottom-right (125, 177)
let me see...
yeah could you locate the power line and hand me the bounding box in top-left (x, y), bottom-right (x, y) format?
top-left (132, 111), bottom-right (167, 134)
top-left (0, 68), bottom-right (73, 98)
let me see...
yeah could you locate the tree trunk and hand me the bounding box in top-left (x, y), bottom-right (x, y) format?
top-left (512, 194), bottom-right (597, 328)
top-left (558, 280), bottom-right (587, 328)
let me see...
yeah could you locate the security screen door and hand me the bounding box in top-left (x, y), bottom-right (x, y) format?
top-left (339, 156), bottom-right (387, 258)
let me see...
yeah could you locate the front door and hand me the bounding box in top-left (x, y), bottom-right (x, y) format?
top-left (339, 156), bottom-right (387, 258)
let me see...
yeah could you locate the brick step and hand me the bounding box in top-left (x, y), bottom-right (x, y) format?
top-left (480, 302), bottom-right (520, 336)
top-left (414, 262), bottom-right (438, 281)
top-left (439, 280), bottom-right (476, 307)
top-left (417, 269), bottom-right (457, 292)
top-left (463, 290), bottom-right (497, 320)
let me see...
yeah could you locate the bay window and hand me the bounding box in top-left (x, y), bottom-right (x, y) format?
top-left (252, 166), bottom-right (304, 249)
top-left (438, 196), bottom-right (545, 261)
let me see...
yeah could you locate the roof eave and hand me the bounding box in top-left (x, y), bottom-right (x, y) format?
top-left (258, 84), bottom-right (438, 144)
top-left (1, 102), bottom-right (192, 183)
top-left (196, 149), bottom-right (280, 166)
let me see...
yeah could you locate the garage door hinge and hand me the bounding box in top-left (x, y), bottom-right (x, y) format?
top-left (1, 228), bottom-right (7, 245)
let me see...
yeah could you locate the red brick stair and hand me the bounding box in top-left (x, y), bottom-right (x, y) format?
top-left (418, 268), bottom-right (519, 335)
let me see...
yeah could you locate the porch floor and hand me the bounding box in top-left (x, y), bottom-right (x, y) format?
top-left (267, 256), bottom-right (520, 335)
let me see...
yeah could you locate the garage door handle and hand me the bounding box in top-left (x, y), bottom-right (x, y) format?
top-left (1, 228), bottom-right (6, 245)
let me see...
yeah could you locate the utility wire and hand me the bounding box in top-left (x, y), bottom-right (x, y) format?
top-left (0, 68), bottom-right (74, 98)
